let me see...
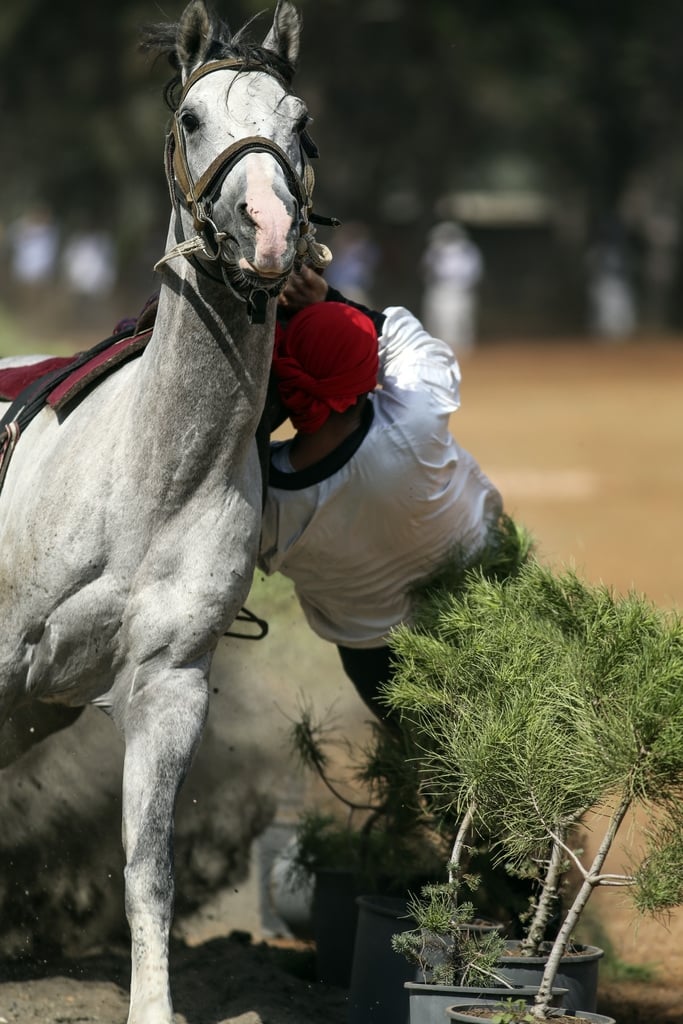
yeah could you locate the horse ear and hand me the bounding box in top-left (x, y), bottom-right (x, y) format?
top-left (262, 0), bottom-right (302, 67)
top-left (176, 0), bottom-right (216, 79)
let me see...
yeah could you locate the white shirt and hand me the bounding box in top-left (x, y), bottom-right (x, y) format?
top-left (258, 306), bottom-right (502, 649)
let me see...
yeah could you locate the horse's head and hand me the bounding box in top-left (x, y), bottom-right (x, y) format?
top-left (151, 0), bottom-right (322, 322)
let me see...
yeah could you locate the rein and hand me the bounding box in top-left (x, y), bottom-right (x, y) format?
top-left (156, 57), bottom-right (334, 324)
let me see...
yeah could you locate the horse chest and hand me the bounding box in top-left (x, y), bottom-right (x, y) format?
top-left (2, 570), bottom-right (125, 703)
top-left (2, 487), bottom-right (258, 704)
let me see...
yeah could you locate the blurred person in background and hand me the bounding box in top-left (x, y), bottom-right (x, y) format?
top-left (7, 203), bottom-right (60, 303)
top-left (586, 218), bottom-right (638, 341)
top-left (62, 228), bottom-right (117, 304)
top-left (421, 220), bottom-right (483, 357)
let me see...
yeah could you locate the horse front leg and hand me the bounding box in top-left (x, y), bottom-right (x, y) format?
top-left (120, 665), bottom-right (209, 1024)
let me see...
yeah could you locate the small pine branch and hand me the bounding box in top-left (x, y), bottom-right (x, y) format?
top-left (392, 880), bottom-right (506, 985)
top-left (633, 812), bottom-right (683, 914)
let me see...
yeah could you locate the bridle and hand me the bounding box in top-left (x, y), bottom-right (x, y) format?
top-left (157, 57), bottom-right (333, 324)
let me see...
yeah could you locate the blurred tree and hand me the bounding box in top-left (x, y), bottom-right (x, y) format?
top-left (2, 0), bottom-right (683, 330)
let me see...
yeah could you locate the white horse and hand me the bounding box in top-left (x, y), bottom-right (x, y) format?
top-left (0, 1), bottom-right (323, 1021)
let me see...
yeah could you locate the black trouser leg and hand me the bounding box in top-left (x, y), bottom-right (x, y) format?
top-left (336, 644), bottom-right (395, 724)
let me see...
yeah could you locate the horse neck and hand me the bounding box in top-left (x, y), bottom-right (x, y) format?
top-left (129, 240), bottom-right (274, 490)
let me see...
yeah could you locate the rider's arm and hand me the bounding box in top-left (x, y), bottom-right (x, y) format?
top-left (278, 264), bottom-right (386, 334)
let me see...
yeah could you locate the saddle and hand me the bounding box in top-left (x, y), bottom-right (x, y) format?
top-left (0, 325), bottom-right (152, 494)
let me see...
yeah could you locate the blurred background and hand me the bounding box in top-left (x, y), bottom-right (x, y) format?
top-left (2, 0), bottom-right (683, 344)
top-left (1, 0), bottom-right (683, 1003)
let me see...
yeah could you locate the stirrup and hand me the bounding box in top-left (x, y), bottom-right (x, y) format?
top-left (223, 606), bottom-right (269, 640)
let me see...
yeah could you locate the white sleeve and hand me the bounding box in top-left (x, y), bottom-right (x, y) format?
top-left (377, 306), bottom-right (462, 414)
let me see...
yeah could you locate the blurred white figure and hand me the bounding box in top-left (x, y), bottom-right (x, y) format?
top-left (421, 221), bottom-right (483, 355)
top-left (586, 225), bottom-right (637, 341)
top-left (8, 205), bottom-right (59, 286)
top-left (62, 230), bottom-right (117, 298)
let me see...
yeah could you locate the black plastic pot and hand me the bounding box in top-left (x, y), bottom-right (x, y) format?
top-left (312, 867), bottom-right (361, 987)
top-left (445, 1001), bottom-right (615, 1023)
top-left (348, 894), bottom-right (415, 1023)
top-left (495, 940), bottom-right (604, 1012)
top-left (405, 981), bottom-right (568, 1024)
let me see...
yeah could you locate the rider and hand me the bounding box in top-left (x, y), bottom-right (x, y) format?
top-left (258, 264), bottom-right (505, 722)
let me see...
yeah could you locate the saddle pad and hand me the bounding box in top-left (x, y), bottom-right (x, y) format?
top-left (0, 328), bottom-right (154, 497)
top-left (0, 356), bottom-right (73, 402)
top-left (0, 329), bottom-right (152, 409)
top-left (48, 329), bottom-right (152, 411)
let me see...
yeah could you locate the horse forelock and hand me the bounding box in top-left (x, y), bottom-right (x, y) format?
top-left (140, 14), bottom-right (296, 113)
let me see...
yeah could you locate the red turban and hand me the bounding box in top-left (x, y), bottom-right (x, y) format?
top-left (272, 302), bottom-right (379, 433)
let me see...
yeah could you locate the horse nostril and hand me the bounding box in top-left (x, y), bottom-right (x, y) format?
top-left (237, 202), bottom-right (256, 228)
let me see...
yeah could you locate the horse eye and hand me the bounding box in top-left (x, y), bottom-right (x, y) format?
top-left (295, 114), bottom-right (311, 135)
top-left (180, 110), bottom-right (200, 133)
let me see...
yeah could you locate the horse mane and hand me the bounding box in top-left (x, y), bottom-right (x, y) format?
top-left (140, 9), bottom-right (297, 112)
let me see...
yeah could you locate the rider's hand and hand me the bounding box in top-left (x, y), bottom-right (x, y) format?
top-left (279, 263), bottom-right (329, 311)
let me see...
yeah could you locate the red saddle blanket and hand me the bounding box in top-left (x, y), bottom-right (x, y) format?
top-left (0, 355), bottom-right (72, 402)
top-left (0, 329), bottom-right (152, 410)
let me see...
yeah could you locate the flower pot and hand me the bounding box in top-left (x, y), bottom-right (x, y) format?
top-left (495, 941), bottom-right (604, 1012)
top-left (312, 867), bottom-right (361, 987)
top-left (445, 1002), bottom-right (615, 1023)
top-left (405, 981), bottom-right (568, 1024)
top-left (348, 894), bottom-right (415, 1023)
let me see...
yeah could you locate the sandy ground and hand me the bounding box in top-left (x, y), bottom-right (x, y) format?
top-left (2, 333), bottom-right (683, 1022)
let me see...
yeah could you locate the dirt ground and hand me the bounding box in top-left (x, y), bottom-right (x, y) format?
top-left (2, 333), bottom-right (683, 1023)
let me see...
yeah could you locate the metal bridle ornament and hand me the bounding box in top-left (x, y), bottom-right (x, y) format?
top-left (155, 58), bottom-right (334, 324)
